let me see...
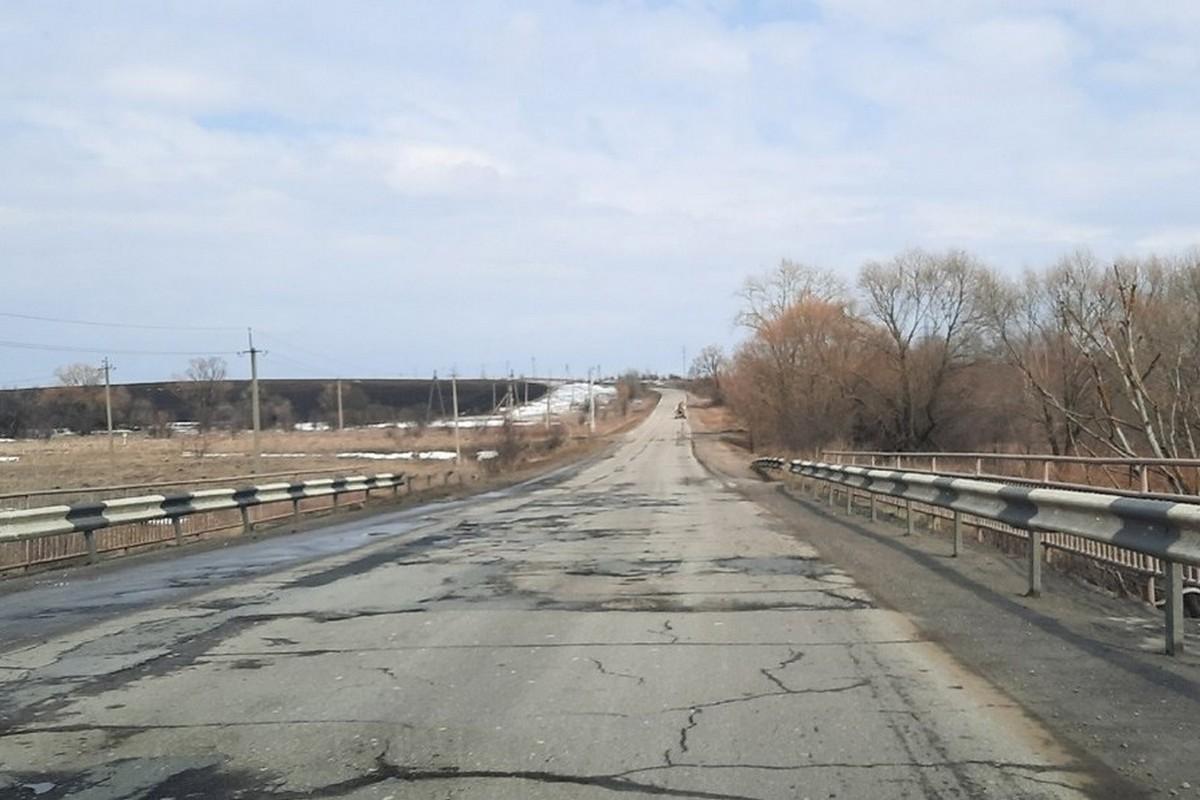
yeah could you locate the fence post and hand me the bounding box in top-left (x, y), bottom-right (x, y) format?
top-left (905, 500), bottom-right (914, 535)
top-left (1042, 460), bottom-right (1051, 483)
top-left (240, 506), bottom-right (252, 534)
top-left (1165, 560), bottom-right (1184, 655)
top-left (975, 457), bottom-right (982, 476)
top-left (1141, 467), bottom-right (1150, 494)
top-left (171, 516), bottom-right (183, 545)
top-left (1027, 529), bottom-right (1043, 597)
top-left (952, 511), bottom-right (962, 557)
top-left (827, 482), bottom-right (835, 506)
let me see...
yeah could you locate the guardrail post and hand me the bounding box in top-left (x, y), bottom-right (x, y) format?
top-left (1026, 530), bottom-right (1043, 597)
top-left (845, 485), bottom-right (853, 514)
top-left (1165, 560), bottom-right (1184, 655)
top-left (333, 490), bottom-right (340, 510)
top-left (827, 482), bottom-right (835, 506)
top-left (171, 516), bottom-right (183, 545)
top-left (240, 506), bottom-right (252, 534)
top-left (974, 457), bottom-right (982, 475)
top-left (952, 511), bottom-right (962, 557)
top-left (292, 498), bottom-right (301, 524)
top-left (905, 500), bottom-right (914, 535)
top-left (84, 530), bottom-right (97, 564)
top-left (869, 492), bottom-right (877, 522)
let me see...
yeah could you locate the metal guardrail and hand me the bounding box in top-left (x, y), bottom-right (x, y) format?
top-left (0, 468), bottom-right (349, 509)
top-left (753, 457), bottom-right (1196, 655)
top-left (0, 472), bottom-right (407, 567)
top-left (821, 449), bottom-right (1200, 494)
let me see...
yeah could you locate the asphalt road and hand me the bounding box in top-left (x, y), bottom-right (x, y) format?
top-left (1, 390), bottom-right (1114, 799)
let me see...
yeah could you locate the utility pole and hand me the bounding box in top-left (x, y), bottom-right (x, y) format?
top-left (587, 367), bottom-right (596, 435)
top-left (545, 367), bottom-right (552, 430)
top-left (336, 378), bottom-right (344, 431)
top-left (101, 357), bottom-right (114, 453)
top-left (240, 328), bottom-right (264, 472)
top-left (682, 345), bottom-right (687, 378)
top-left (451, 370), bottom-right (461, 465)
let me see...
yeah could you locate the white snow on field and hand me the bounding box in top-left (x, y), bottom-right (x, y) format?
top-left (262, 453), bottom-right (311, 458)
top-left (511, 380), bottom-right (617, 421)
top-left (292, 422), bottom-right (331, 432)
top-left (0, 455), bottom-right (19, 463)
top-left (423, 381), bottom-right (617, 429)
top-left (336, 450), bottom-right (492, 462)
top-left (0, 438), bottom-right (16, 443)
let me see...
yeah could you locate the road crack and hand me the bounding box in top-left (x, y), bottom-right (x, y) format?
top-left (588, 658), bottom-right (645, 684)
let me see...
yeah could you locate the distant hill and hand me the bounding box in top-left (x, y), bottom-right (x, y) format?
top-left (0, 378), bottom-right (547, 438)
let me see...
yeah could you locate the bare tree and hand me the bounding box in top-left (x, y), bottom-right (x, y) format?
top-left (856, 249), bottom-right (985, 450)
top-left (55, 362), bottom-right (103, 386)
top-left (978, 265), bottom-right (1096, 454)
top-left (177, 356), bottom-right (229, 433)
top-left (736, 260), bottom-right (845, 335)
top-left (689, 345), bottom-right (728, 403)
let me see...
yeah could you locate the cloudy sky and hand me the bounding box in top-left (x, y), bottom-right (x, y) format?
top-left (2, 1), bottom-right (1198, 385)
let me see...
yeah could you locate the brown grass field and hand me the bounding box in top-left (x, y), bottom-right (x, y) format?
top-left (0, 399), bottom-right (656, 504)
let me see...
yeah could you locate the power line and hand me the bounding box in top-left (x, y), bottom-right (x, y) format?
top-left (0, 310), bottom-right (242, 332)
top-left (0, 338), bottom-right (238, 356)
top-left (255, 330), bottom-right (386, 378)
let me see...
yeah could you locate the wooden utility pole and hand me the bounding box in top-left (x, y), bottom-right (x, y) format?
top-left (451, 370), bottom-right (461, 465)
top-left (587, 367), bottom-right (596, 435)
top-left (241, 328), bottom-right (264, 472)
top-left (336, 379), bottom-right (344, 431)
top-left (101, 357), bottom-right (114, 452)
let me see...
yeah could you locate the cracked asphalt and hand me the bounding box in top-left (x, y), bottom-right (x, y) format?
top-left (0, 390), bottom-right (1126, 798)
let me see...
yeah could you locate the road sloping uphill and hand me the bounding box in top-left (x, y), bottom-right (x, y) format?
top-left (0, 390), bottom-right (1129, 798)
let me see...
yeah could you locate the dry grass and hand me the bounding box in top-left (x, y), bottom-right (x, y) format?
top-left (0, 402), bottom-right (651, 500)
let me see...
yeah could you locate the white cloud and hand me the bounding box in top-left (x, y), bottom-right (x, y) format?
top-left (102, 65), bottom-right (234, 107)
top-left (0, 2), bottom-right (1198, 380)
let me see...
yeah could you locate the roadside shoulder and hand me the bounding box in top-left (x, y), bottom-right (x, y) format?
top-left (691, 432), bottom-right (1200, 798)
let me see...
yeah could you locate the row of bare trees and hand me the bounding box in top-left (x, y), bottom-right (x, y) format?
top-left (696, 249), bottom-right (1200, 478)
top-left (0, 357), bottom-right (302, 437)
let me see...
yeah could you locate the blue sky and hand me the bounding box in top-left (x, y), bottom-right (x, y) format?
top-left (2, 1), bottom-right (1198, 385)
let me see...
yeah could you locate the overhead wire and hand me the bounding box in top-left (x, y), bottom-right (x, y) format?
top-left (0, 310), bottom-right (243, 332)
top-left (0, 338), bottom-right (239, 356)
